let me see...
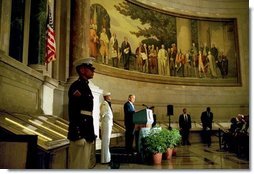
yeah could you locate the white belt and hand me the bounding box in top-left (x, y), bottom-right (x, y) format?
top-left (80, 110), bottom-right (93, 116)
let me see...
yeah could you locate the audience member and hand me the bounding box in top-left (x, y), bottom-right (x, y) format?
top-left (222, 114), bottom-right (249, 159)
top-left (201, 107), bottom-right (213, 147)
top-left (178, 108), bottom-right (192, 145)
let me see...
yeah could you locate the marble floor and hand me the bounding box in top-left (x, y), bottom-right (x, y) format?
top-left (93, 142), bottom-right (249, 170)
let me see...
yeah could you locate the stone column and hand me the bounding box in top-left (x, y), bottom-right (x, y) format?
top-left (69, 0), bottom-right (90, 76)
top-left (176, 17), bottom-right (192, 54)
top-left (0, 0), bottom-right (12, 53)
top-left (68, 1), bottom-right (103, 166)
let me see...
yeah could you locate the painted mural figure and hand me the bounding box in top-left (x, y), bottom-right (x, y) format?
top-left (190, 43), bottom-right (198, 77)
top-left (89, 24), bottom-right (99, 59)
top-left (180, 52), bottom-right (186, 77)
top-left (198, 50), bottom-right (206, 78)
top-left (148, 44), bottom-right (158, 74)
top-left (168, 48), bottom-right (175, 76)
top-left (99, 27), bottom-right (110, 64)
top-left (142, 43), bottom-right (148, 73)
top-left (109, 33), bottom-right (119, 67)
top-left (175, 49), bottom-right (182, 76)
top-left (184, 52), bottom-right (192, 77)
top-left (210, 44), bottom-right (219, 62)
top-left (121, 36), bottom-right (132, 70)
top-left (200, 43), bottom-right (209, 57)
top-left (135, 43), bottom-right (148, 73)
top-left (157, 44), bottom-right (168, 75)
top-left (210, 44), bottom-right (221, 76)
top-left (135, 42), bottom-right (145, 72)
top-left (206, 51), bottom-right (218, 78)
top-left (171, 43), bottom-right (178, 75)
top-left (218, 52), bottom-right (228, 78)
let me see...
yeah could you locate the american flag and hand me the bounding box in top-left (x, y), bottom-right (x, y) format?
top-left (45, 4), bottom-right (56, 64)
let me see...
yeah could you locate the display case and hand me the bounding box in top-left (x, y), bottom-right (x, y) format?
top-left (0, 134), bottom-right (38, 169)
top-left (0, 111), bottom-right (69, 150)
top-left (0, 110), bottom-right (70, 168)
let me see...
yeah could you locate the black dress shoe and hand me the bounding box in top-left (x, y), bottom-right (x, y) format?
top-left (110, 161), bottom-right (120, 169)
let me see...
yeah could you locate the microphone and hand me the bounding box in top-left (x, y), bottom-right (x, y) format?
top-left (142, 104), bottom-right (148, 108)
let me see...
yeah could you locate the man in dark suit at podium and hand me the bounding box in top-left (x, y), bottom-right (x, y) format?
top-left (124, 94), bottom-right (136, 152)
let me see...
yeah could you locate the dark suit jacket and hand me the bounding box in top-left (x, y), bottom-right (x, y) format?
top-left (179, 114), bottom-right (192, 130)
top-left (201, 111), bottom-right (213, 130)
top-left (124, 101), bottom-right (135, 129)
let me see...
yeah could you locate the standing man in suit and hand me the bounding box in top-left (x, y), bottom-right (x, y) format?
top-left (179, 108), bottom-right (192, 145)
top-left (201, 107), bottom-right (214, 147)
top-left (124, 94), bottom-right (136, 152)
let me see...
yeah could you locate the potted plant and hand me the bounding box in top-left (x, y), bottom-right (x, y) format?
top-left (159, 128), bottom-right (173, 160)
top-left (142, 128), bottom-right (167, 164)
top-left (169, 128), bottom-right (181, 157)
top-left (160, 128), bottom-right (181, 160)
top-left (169, 128), bottom-right (181, 147)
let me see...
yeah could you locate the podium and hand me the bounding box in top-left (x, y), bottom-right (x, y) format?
top-left (133, 109), bottom-right (154, 153)
top-left (133, 108), bottom-right (154, 126)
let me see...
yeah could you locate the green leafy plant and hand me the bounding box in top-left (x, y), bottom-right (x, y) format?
top-left (166, 128), bottom-right (181, 148)
top-left (153, 128), bottom-right (182, 149)
top-left (142, 127), bottom-right (181, 154)
top-left (142, 128), bottom-right (167, 154)
top-left (159, 128), bottom-right (173, 148)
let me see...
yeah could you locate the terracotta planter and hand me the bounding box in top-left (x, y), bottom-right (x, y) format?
top-left (172, 148), bottom-right (177, 156)
top-left (153, 152), bottom-right (162, 164)
top-left (164, 148), bottom-right (173, 160)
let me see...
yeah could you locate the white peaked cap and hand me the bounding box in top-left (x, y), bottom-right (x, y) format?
top-left (73, 57), bottom-right (95, 67)
top-left (103, 91), bottom-right (111, 96)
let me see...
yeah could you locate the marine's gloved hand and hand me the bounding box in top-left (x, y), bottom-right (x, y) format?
top-left (74, 138), bottom-right (86, 146)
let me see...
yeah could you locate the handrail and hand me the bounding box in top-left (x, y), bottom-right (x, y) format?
top-left (113, 121), bottom-right (126, 132)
